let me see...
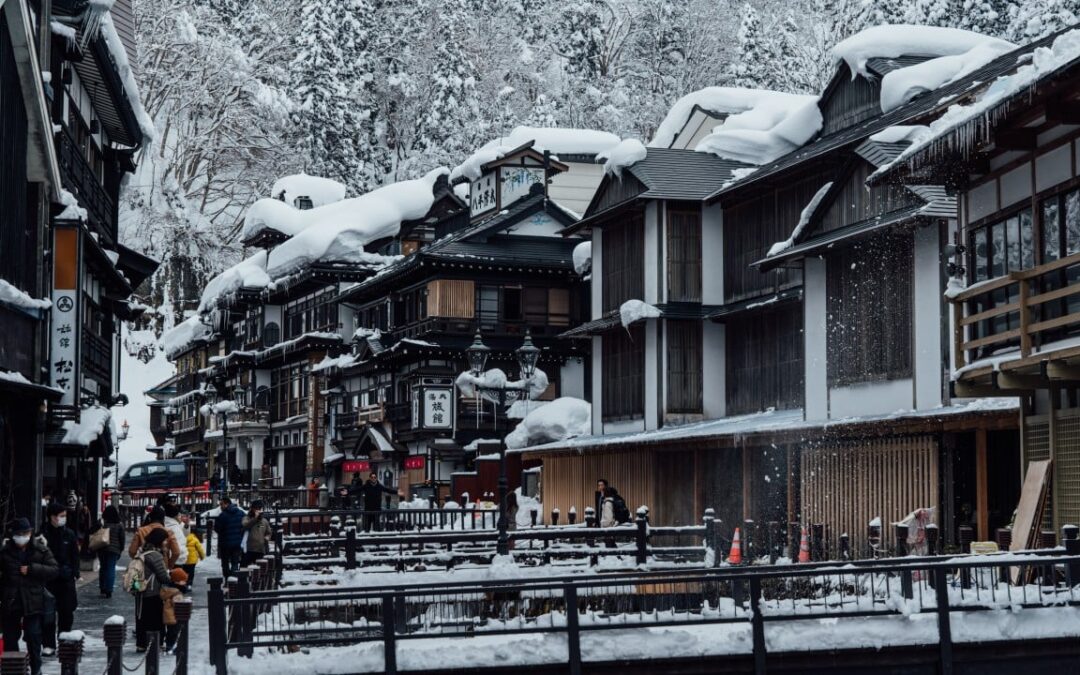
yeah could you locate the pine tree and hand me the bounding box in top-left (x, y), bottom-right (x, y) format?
top-left (419, 0), bottom-right (483, 167)
top-left (905, 0), bottom-right (965, 28)
top-left (1008, 0), bottom-right (1080, 42)
top-left (729, 3), bottom-right (769, 88)
top-left (960, 0), bottom-right (1013, 37)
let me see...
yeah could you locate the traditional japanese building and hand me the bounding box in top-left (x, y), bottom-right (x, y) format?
top-left (874, 24), bottom-right (1080, 540)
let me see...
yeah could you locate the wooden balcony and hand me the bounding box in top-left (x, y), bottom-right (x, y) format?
top-left (952, 250), bottom-right (1080, 390)
top-left (57, 127), bottom-right (116, 243)
top-left (333, 405), bottom-right (384, 432)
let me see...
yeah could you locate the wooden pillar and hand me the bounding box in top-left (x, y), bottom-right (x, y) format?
top-left (975, 428), bottom-right (989, 541)
top-left (786, 445), bottom-right (796, 526)
top-left (1050, 385), bottom-right (1060, 535)
top-left (742, 442), bottom-right (752, 522)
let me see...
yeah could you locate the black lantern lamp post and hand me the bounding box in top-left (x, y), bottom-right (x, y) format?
top-left (463, 329), bottom-right (540, 555)
top-left (202, 382), bottom-right (231, 496)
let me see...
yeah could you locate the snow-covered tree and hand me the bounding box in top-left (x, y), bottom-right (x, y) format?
top-left (729, 4), bottom-right (769, 88)
top-left (1007, 0), bottom-right (1080, 41)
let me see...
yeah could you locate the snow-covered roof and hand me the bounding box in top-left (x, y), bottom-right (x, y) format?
top-left (505, 397), bottom-right (591, 450)
top-left (450, 126), bottom-right (621, 181)
top-left (691, 89), bottom-right (823, 165)
top-left (197, 251), bottom-right (270, 313)
top-left (619, 299), bottom-right (661, 328)
top-left (599, 139), bottom-right (647, 177)
top-left (100, 13), bottom-right (155, 142)
top-left (832, 25), bottom-right (1015, 81)
top-left (0, 278), bottom-right (50, 313)
top-left (572, 241), bottom-right (592, 276)
top-left (766, 182), bottom-right (833, 257)
top-left (264, 168), bottom-right (447, 278)
top-left (271, 174), bottom-right (347, 209)
top-left (61, 406), bottom-right (112, 447)
top-left (162, 315), bottom-right (212, 359)
top-left (873, 28), bottom-right (1080, 180)
top-left (649, 87), bottom-right (814, 151)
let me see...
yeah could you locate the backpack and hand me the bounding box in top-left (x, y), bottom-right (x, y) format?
top-left (122, 551), bottom-right (147, 595)
top-left (611, 495), bottom-right (631, 524)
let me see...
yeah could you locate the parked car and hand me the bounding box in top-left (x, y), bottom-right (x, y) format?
top-left (118, 458), bottom-right (206, 491)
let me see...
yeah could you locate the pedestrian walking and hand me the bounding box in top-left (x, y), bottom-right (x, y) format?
top-left (133, 528), bottom-right (172, 653)
top-left (594, 479), bottom-right (608, 526)
top-left (40, 502), bottom-right (79, 657)
top-left (163, 503), bottom-right (188, 567)
top-left (213, 496), bottom-right (245, 578)
top-left (129, 506), bottom-right (182, 567)
top-left (0, 517), bottom-right (58, 675)
top-left (241, 500), bottom-right (272, 566)
top-left (93, 505), bottom-right (125, 598)
top-left (182, 524), bottom-right (205, 585)
top-left (358, 472), bottom-right (401, 532)
top-left (307, 478), bottom-right (321, 508)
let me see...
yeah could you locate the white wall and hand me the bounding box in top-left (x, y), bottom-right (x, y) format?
top-left (703, 321), bottom-right (725, 419)
top-left (560, 358), bottom-right (586, 400)
top-left (550, 161), bottom-right (606, 217)
top-left (913, 224), bottom-right (944, 409)
top-left (702, 202), bottom-right (724, 304)
top-left (644, 202), bottom-right (660, 304)
top-left (804, 257), bottom-right (828, 421)
top-left (830, 378), bottom-right (914, 418)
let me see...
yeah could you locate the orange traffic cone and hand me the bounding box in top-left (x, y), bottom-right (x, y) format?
top-left (798, 526), bottom-right (811, 563)
top-left (727, 527), bottom-right (743, 565)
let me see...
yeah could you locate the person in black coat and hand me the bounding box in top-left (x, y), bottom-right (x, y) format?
top-left (40, 502), bottom-right (79, 656)
top-left (1, 517), bottom-right (59, 675)
top-left (213, 496), bottom-right (246, 578)
top-left (356, 472), bottom-right (400, 532)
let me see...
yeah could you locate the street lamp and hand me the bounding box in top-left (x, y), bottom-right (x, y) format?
top-left (202, 382), bottom-right (231, 496)
top-left (118, 419), bottom-right (130, 441)
top-left (461, 329), bottom-right (540, 555)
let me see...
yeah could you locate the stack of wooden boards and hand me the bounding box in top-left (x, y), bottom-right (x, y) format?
top-left (1009, 459), bottom-right (1052, 583)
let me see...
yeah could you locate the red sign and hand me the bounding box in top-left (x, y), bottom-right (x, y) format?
top-left (343, 460), bottom-right (370, 473)
top-left (404, 456), bottom-right (426, 470)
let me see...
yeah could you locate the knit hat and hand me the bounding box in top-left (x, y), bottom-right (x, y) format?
top-left (46, 502), bottom-right (66, 517)
top-left (11, 518), bottom-right (32, 534)
top-left (170, 568), bottom-right (189, 585)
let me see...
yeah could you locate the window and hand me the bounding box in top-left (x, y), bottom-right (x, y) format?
top-left (667, 206), bottom-right (702, 302)
top-left (524, 287), bottom-right (548, 325)
top-left (602, 213), bottom-right (645, 312)
top-left (548, 288), bottom-right (570, 327)
top-left (478, 286), bottom-right (499, 330)
top-left (271, 364), bottom-right (310, 421)
top-left (602, 324), bottom-right (644, 421)
top-left (503, 287), bottom-right (523, 322)
top-left (827, 231), bottom-right (913, 385)
top-left (667, 321), bottom-right (702, 413)
top-left (969, 209), bottom-right (1034, 282)
top-left (283, 288), bottom-right (337, 339)
top-left (726, 307), bottom-right (803, 415)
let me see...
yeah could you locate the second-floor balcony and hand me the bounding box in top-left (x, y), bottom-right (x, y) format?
top-left (951, 250), bottom-right (1080, 388)
top-left (57, 128), bottom-right (115, 243)
top-left (204, 408), bottom-right (270, 438)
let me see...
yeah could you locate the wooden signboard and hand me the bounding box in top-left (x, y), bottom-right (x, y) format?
top-left (1010, 459), bottom-right (1051, 554)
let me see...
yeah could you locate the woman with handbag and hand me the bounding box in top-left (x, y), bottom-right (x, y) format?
top-left (90, 506), bottom-right (125, 598)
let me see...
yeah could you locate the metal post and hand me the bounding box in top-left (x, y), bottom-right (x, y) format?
top-left (568, 509), bottom-right (577, 526)
top-left (749, 576), bottom-right (767, 675)
top-left (635, 512), bottom-right (648, 565)
top-left (704, 509), bottom-right (716, 563)
top-left (565, 585), bottom-right (582, 675)
top-left (530, 509), bottom-right (538, 527)
top-left (497, 445), bottom-right (509, 555)
top-left (173, 599), bottom-right (192, 675)
top-left (811, 523), bottom-right (824, 561)
top-left (58, 631), bottom-right (84, 675)
top-left (221, 412), bottom-right (230, 495)
top-left (1064, 525), bottom-right (1080, 587)
top-left (839, 533), bottom-right (851, 561)
top-left (895, 524), bottom-right (913, 600)
top-left (146, 632), bottom-right (160, 675)
top-left (934, 566), bottom-right (953, 675)
top-left (236, 569), bottom-right (253, 657)
top-left (103, 616), bottom-right (125, 675)
top-left (551, 509), bottom-right (559, 527)
top-left (743, 520), bottom-right (755, 563)
top-left (345, 528), bottom-right (357, 570)
top-left (1, 653), bottom-right (30, 675)
top-left (959, 525), bottom-right (974, 588)
top-left (381, 595), bottom-right (397, 674)
top-left (926, 524), bottom-right (939, 556)
top-left (207, 578), bottom-right (227, 674)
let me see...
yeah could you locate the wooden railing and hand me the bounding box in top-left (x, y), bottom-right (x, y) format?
top-left (951, 250), bottom-right (1080, 368)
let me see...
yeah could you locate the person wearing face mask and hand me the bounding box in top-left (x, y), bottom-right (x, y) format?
top-left (1, 518), bottom-right (59, 675)
top-left (39, 502), bottom-right (79, 657)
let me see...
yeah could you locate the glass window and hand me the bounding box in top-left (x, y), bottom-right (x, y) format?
top-left (503, 287), bottom-right (522, 322)
top-left (478, 286), bottom-right (498, 330)
top-left (990, 222), bottom-right (1005, 279)
top-left (1044, 199), bottom-right (1061, 262)
top-left (1006, 216), bottom-right (1021, 273)
top-left (973, 228), bottom-right (988, 282)
top-left (1067, 190), bottom-right (1080, 255)
top-left (1020, 210), bottom-right (1035, 270)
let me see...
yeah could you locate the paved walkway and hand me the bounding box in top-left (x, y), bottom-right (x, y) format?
top-left (26, 552), bottom-right (213, 675)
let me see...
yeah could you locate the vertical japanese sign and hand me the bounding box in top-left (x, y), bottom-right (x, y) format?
top-left (50, 227), bottom-right (80, 406)
top-left (469, 171), bottom-right (497, 217)
top-left (422, 388), bottom-right (453, 429)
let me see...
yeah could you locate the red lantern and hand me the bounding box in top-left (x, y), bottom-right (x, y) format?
top-left (404, 456), bottom-right (426, 471)
top-left (343, 460), bottom-right (370, 473)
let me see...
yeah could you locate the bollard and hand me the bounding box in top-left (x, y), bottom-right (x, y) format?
top-left (839, 533), bottom-right (851, 561)
top-left (996, 528), bottom-right (1013, 584)
top-left (146, 631), bottom-right (160, 675)
top-left (530, 509), bottom-right (538, 527)
top-left (1, 652), bottom-right (29, 675)
top-left (867, 521), bottom-right (882, 558)
top-left (958, 526), bottom-right (974, 588)
top-left (811, 523), bottom-right (825, 562)
top-left (58, 632), bottom-right (84, 675)
top-left (704, 509), bottom-right (716, 563)
top-left (103, 615), bottom-right (125, 675)
top-left (568, 508), bottom-right (577, 526)
top-left (1064, 525), bottom-right (1080, 587)
top-left (174, 598), bottom-right (193, 675)
top-left (742, 520), bottom-right (754, 563)
top-left (925, 524), bottom-right (939, 556)
top-left (345, 528), bottom-right (357, 570)
top-left (895, 523), bottom-right (913, 600)
top-left (788, 522), bottom-right (801, 559)
top-left (1040, 530), bottom-right (1057, 585)
top-left (551, 508), bottom-right (560, 527)
top-left (635, 512), bottom-right (648, 565)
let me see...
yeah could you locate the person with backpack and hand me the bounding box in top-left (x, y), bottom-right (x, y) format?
top-left (213, 497), bottom-right (245, 578)
top-left (91, 505), bottom-right (125, 598)
top-left (128, 507), bottom-right (181, 568)
top-left (40, 502), bottom-right (79, 658)
top-left (129, 528), bottom-right (172, 653)
top-left (0, 518), bottom-right (58, 675)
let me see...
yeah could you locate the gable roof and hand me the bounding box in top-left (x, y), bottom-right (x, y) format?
top-left (707, 31), bottom-right (1060, 203)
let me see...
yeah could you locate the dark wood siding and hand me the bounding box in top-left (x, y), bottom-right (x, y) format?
top-left (591, 174), bottom-right (645, 216)
top-left (826, 230), bottom-right (913, 385)
top-left (666, 320), bottom-right (702, 414)
top-left (724, 177), bottom-right (820, 301)
top-left (602, 324), bottom-right (645, 422)
top-left (666, 204), bottom-right (701, 302)
top-left (821, 67), bottom-right (881, 136)
top-left (109, 1), bottom-right (139, 74)
top-left (725, 306), bottom-right (803, 415)
top-left (820, 160), bottom-right (920, 233)
top-left (601, 211), bottom-right (644, 312)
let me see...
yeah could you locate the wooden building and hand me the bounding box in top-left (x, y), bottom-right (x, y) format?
top-left (874, 25), bottom-right (1080, 538)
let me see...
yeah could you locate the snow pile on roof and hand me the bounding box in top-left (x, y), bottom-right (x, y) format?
top-left (572, 241), bottom-right (592, 276)
top-left (877, 29), bottom-right (1080, 178)
top-left (200, 400), bottom-right (238, 417)
top-left (56, 189), bottom-right (87, 222)
top-left (162, 315), bottom-right (212, 359)
top-left (507, 399), bottom-right (550, 419)
top-left (505, 397), bottom-right (591, 450)
top-left (271, 174), bottom-right (347, 209)
top-left (61, 406), bottom-right (112, 447)
top-left (0, 279), bottom-right (50, 311)
top-left (100, 14), bottom-right (155, 141)
top-left (879, 38), bottom-right (1017, 112)
top-left (869, 125), bottom-right (930, 144)
top-left (265, 168), bottom-right (446, 278)
top-left (451, 126), bottom-right (621, 181)
top-left (692, 90), bottom-right (822, 165)
top-left (619, 299), bottom-right (661, 328)
top-left (832, 25), bottom-right (1013, 80)
top-left (599, 139), bottom-right (647, 177)
top-left (312, 353), bottom-right (356, 372)
top-left (456, 367), bottom-right (548, 402)
top-left (767, 182), bottom-right (833, 257)
top-left (197, 251), bottom-right (270, 313)
top-left (649, 87), bottom-right (810, 150)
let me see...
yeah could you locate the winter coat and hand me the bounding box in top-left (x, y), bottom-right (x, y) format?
top-left (160, 586), bottom-right (184, 625)
top-left (242, 513), bottom-right (272, 555)
top-left (600, 498), bottom-right (616, 528)
top-left (95, 522), bottom-right (126, 557)
top-left (0, 538), bottom-right (58, 615)
top-left (186, 533), bottom-right (205, 563)
top-left (358, 480), bottom-right (395, 511)
top-left (129, 523), bottom-right (181, 567)
top-left (139, 548), bottom-right (171, 597)
top-left (40, 523), bottom-right (79, 581)
top-left (214, 504), bottom-right (246, 551)
top-left (164, 517), bottom-right (188, 566)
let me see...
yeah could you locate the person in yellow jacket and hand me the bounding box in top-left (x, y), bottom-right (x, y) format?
top-left (181, 521), bottom-right (205, 585)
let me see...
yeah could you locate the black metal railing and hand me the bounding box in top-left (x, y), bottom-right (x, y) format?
top-left (208, 544), bottom-right (1080, 675)
top-left (57, 127), bottom-right (115, 240)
